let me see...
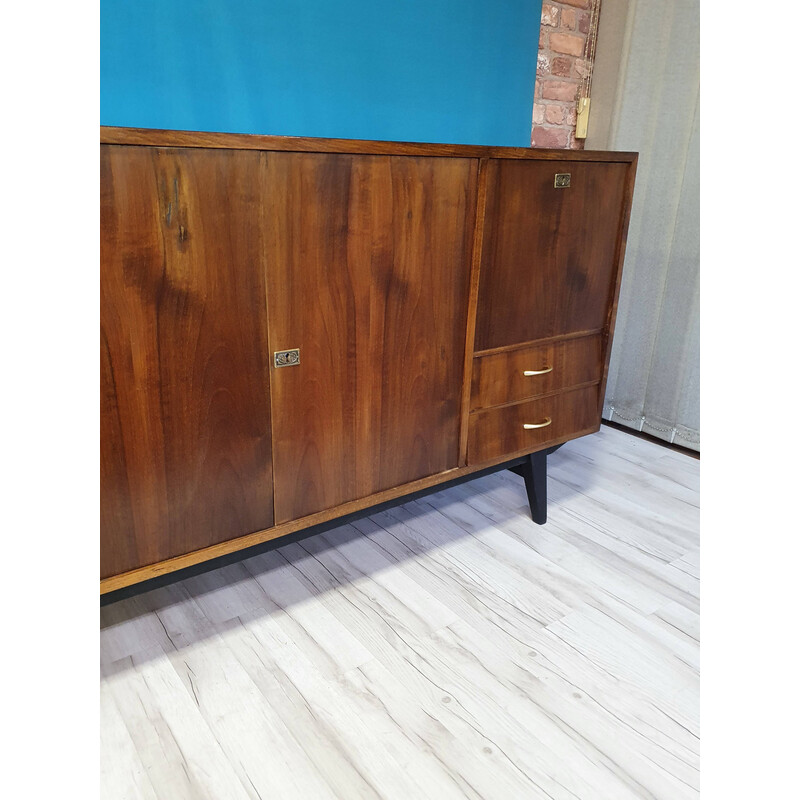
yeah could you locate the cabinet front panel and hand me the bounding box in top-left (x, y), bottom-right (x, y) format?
top-left (265, 152), bottom-right (477, 523)
top-left (467, 385), bottom-right (600, 465)
top-left (470, 334), bottom-right (603, 411)
top-left (101, 146), bottom-right (274, 579)
top-left (474, 160), bottom-right (629, 351)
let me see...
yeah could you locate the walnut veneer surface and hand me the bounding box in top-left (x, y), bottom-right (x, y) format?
top-left (100, 127), bottom-right (637, 592)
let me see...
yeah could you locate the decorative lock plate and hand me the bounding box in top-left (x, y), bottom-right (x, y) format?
top-left (274, 348), bottom-right (300, 368)
top-left (554, 173), bottom-right (571, 188)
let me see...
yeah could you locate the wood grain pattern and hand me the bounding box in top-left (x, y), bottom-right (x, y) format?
top-left (474, 159), bottom-right (630, 351)
top-left (100, 145), bottom-right (274, 579)
top-left (471, 334), bottom-right (603, 411)
top-left (468, 385), bottom-right (601, 465)
top-left (263, 152), bottom-right (477, 523)
top-left (101, 125), bottom-right (638, 163)
top-left (101, 426), bottom-right (699, 800)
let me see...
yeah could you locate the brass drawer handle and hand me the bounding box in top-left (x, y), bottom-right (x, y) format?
top-left (523, 418), bottom-right (552, 430)
top-left (523, 366), bottom-right (553, 376)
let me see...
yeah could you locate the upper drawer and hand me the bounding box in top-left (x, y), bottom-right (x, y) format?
top-left (471, 334), bottom-right (603, 411)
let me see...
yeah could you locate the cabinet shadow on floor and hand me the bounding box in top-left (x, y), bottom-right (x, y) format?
top-left (100, 448), bottom-right (589, 675)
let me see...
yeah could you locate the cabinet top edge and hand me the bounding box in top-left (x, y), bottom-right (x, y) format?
top-left (100, 126), bottom-right (638, 163)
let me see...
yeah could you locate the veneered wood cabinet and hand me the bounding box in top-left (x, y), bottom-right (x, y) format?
top-left (100, 127), bottom-right (636, 596)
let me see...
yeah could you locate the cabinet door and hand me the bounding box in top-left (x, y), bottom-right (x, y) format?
top-left (265, 153), bottom-right (477, 523)
top-left (474, 159), bottom-right (629, 351)
top-left (101, 146), bottom-right (274, 579)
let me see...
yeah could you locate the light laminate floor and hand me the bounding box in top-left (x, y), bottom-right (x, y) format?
top-left (100, 425), bottom-right (700, 800)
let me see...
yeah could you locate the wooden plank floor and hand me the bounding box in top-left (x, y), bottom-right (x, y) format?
top-left (100, 426), bottom-right (700, 800)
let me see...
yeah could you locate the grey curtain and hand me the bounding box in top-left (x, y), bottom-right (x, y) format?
top-left (586, 0), bottom-right (699, 450)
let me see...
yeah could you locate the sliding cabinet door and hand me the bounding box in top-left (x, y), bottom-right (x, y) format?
top-left (265, 152), bottom-right (477, 523)
top-left (101, 146), bottom-right (274, 579)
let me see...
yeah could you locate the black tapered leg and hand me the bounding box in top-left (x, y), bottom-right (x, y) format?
top-left (520, 449), bottom-right (548, 524)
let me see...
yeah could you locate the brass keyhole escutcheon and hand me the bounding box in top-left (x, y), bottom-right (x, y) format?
top-left (274, 349), bottom-right (300, 368)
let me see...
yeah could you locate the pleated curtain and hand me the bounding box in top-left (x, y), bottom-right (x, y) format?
top-left (586, 0), bottom-right (699, 450)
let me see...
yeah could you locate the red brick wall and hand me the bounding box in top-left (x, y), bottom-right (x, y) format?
top-left (532, 0), bottom-right (595, 149)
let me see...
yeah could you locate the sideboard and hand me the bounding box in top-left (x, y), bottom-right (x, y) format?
top-left (100, 127), bottom-right (637, 597)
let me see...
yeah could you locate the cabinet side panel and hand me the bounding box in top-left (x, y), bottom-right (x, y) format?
top-left (265, 152), bottom-right (476, 524)
top-left (475, 160), bottom-right (628, 350)
top-left (100, 145), bottom-right (274, 579)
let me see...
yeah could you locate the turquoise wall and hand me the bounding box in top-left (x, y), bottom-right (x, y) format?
top-left (101, 0), bottom-right (541, 146)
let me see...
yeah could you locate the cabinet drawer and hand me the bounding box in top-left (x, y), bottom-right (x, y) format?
top-left (471, 335), bottom-right (603, 411)
top-left (467, 385), bottom-right (600, 465)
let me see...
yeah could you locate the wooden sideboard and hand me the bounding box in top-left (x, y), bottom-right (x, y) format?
top-left (100, 126), bottom-right (637, 596)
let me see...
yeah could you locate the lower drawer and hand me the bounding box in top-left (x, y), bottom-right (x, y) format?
top-left (467, 384), bottom-right (600, 465)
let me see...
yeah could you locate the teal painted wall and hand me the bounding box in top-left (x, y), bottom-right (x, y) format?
top-left (101, 0), bottom-right (541, 146)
